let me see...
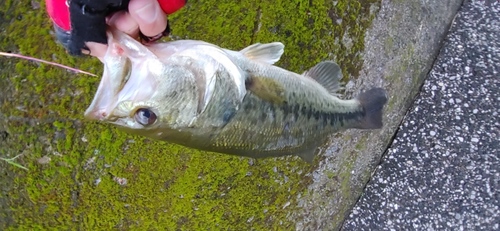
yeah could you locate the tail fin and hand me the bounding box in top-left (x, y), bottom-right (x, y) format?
top-left (355, 88), bottom-right (387, 129)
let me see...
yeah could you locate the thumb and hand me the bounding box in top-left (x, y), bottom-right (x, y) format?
top-left (129, 0), bottom-right (168, 37)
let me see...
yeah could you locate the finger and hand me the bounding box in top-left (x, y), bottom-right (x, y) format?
top-left (85, 42), bottom-right (108, 58)
top-left (108, 11), bottom-right (140, 38)
top-left (128, 0), bottom-right (168, 37)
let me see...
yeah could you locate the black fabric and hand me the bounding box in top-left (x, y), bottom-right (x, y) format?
top-left (67, 0), bottom-right (130, 55)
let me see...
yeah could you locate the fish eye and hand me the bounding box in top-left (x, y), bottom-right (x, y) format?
top-left (134, 108), bottom-right (157, 126)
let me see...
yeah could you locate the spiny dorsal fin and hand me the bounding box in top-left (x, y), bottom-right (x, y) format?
top-left (245, 75), bottom-right (286, 105)
top-left (303, 61), bottom-right (343, 95)
top-left (240, 42), bottom-right (285, 64)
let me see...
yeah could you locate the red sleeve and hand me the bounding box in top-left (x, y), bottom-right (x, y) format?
top-left (157, 0), bottom-right (187, 14)
top-left (46, 0), bottom-right (186, 31)
top-left (46, 0), bottom-right (71, 30)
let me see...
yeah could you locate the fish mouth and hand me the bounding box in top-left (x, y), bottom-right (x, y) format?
top-left (84, 63), bottom-right (159, 122)
top-left (84, 29), bottom-right (160, 122)
top-left (84, 68), bottom-right (118, 121)
top-left (84, 31), bottom-right (125, 121)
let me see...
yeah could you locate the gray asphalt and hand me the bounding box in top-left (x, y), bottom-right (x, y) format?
top-left (342, 0), bottom-right (500, 230)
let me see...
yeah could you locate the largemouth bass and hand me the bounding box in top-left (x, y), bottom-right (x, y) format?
top-left (85, 29), bottom-right (388, 162)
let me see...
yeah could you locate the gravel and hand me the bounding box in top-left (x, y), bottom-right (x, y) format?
top-left (342, 1), bottom-right (500, 230)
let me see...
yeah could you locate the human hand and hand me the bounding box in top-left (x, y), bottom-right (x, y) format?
top-left (46, 0), bottom-right (186, 58)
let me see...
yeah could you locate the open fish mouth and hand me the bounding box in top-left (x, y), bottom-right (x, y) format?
top-left (84, 30), bottom-right (160, 121)
top-left (84, 58), bottom-right (160, 122)
top-left (84, 69), bottom-right (117, 121)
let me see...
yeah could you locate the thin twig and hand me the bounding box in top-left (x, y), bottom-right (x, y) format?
top-left (1, 154), bottom-right (29, 171)
top-left (0, 51), bottom-right (97, 77)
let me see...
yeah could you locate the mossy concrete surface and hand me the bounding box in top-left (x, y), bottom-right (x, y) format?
top-left (292, 0), bottom-right (464, 230)
top-left (0, 0), bottom-right (462, 230)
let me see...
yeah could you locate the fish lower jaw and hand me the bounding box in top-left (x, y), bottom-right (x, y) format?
top-left (84, 108), bottom-right (113, 121)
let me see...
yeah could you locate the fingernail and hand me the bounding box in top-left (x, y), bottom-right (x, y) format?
top-left (81, 49), bottom-right (91, 55)
top-left (136, 3), bottom-right (157, 23)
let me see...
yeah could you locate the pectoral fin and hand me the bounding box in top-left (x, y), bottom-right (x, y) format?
top-left (245, 75), bottom-right (286, 105)
top-left (196, 70), bottom-right (217, 114)
top-left (240, 42), bottom-right (285, 64)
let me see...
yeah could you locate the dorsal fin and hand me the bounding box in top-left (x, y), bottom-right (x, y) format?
top-left (240, 42), bottom-right (285, 64)
top-left (303, 61), bottom-right (343, 95)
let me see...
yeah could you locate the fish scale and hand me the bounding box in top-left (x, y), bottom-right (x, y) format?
top-left (206, 90), bottom-right (363, 159)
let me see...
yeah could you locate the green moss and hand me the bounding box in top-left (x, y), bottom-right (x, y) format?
top-left (169, 0), bottom-right (380, 79)
top-left (332, 150), bottom-right (358, 224)
top-left (354, 137), bottom-right (367, 150)
top-left (0, 0), bottom-right (380, 230)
